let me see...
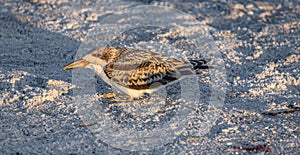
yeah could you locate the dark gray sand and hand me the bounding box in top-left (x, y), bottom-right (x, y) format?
top-left (0, 0), bottom-right (299, 154)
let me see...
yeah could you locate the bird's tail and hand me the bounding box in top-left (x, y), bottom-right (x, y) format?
top-left (188, 59), bottom-right (213, 70)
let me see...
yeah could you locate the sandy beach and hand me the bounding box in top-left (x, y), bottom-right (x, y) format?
top-left (0, 0), bottom-right (299, 154)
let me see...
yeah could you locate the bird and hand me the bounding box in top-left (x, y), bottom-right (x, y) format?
top-left (62, 46), bottom-right (210, 102)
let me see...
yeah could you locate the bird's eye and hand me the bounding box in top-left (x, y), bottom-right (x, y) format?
top-left (101, 54), bottom-right (109, 62)
top-left (102, 56), bottom-right (107, 61)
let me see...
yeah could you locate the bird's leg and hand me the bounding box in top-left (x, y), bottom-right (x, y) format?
top-left (99, 92), bottom-right (133, 103)
top-left (115, 94), bottom-right (131, 99)
top-left (109, 96), bottom-right (133, 103)
top-left (100, 92), bottom-right (116, 98)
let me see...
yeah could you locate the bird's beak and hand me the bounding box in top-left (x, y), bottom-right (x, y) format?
top-left (61, 59), bottom-right (90, 70)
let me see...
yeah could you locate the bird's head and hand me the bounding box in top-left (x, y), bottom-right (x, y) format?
top-left (61, 46), bottom-right (124, 70)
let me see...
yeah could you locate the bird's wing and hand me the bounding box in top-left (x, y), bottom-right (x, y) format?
top-left (104, 51), bottom-right (195, 90)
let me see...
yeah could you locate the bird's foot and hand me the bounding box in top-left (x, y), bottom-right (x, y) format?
top-left (99, 92), bottom-right (132, 103)
top-left (100, 92), bottom-right (116, 98)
